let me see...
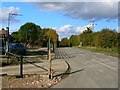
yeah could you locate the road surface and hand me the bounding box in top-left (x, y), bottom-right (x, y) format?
top-left (53, 47), bottom-right (118, 88)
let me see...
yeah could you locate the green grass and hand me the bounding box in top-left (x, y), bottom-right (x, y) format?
top-left (78, 46), bottom-right (118, 57)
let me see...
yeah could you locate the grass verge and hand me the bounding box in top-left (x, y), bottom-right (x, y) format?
top-left (78, 46), bottom-right (118, 57)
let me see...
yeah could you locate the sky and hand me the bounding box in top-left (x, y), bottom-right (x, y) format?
top-left (1, 0), bottom-right (120, 40)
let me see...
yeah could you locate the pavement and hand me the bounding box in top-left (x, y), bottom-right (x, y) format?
top-left (0, 47), bottom-right (69, 77)
top-left (1, 59), bottom-right (68, 76)
top-left (0, 53), bottom-right (69, 89)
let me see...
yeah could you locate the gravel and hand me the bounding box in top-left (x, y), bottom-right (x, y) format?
top-left (2, 74), bottom-right (61, 88)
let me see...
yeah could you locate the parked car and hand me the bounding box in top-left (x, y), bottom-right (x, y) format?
top-left (0, 46), bottom-right (5, 55)
top-left (9, 43), bottom-right (26, 55)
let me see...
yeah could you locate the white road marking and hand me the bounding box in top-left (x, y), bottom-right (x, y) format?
top-left (80, 54), bottom-right (83, 56)
top-left (92, 59), bottom-right (118, 71)
top-left (79, 54), bottom-right (85, 57)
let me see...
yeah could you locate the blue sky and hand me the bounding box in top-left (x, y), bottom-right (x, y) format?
top-left (1, 1), bottom-right (119, 40)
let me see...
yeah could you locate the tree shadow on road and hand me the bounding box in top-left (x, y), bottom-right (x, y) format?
top-left (53, 69), bottom-right (84, 78)
top-left (65, 69), bottom-right (84, 75)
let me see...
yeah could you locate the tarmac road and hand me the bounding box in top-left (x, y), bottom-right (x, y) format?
top-left (53, 47), bottom-right (118, 88)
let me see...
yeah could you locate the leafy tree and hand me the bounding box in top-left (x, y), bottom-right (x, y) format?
top-left (38, 28), bottom-right (48, 47)
top-left (69, 35), bottom-right (80, 46)
top-left (78, 28), bottom-right (118, 48)
top-left (18, 22), bottom-right (41, 46)
top-left (14, 22), bottom-right (59, 47)
top-left (83, 29), bottom-right (93, 34)
top-left (11, 31), bottom-right (19, 42)
top-left (45, 28), bottom-right (58, 44)
top-left (59, 38), bottom-right (69, 47)
top-left (79, 33), bottom-right (93, 46)
top-left (118, 33), bottom-right (120, 57)
top-left (97, 28), bottom-right (117, 48)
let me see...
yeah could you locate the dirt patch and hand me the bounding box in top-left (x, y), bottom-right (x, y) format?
top-left (2, 74), bottom-right (61, 88)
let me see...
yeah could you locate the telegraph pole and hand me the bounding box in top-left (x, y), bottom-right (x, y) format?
top-left (6, 12), bottom-right (11, 55)
top-left (6, 11), bottom-right (22, 54)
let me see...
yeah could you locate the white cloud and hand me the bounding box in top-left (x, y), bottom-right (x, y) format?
top-left (41, 3), bottom-right (64, 11)
top-left (54, 24), bottom-right (97, 40)
top-left (76, 27), bottom-right (86, 33)
top-left (55, 24), bottom-right (76, 40)
top-left (76, 23), bottom-right (95, 33)
top-left (1, 6), bottom-right (20, 23)
top-left (13, 0), bottom-right (119, 2)
top-left (51, 27), bottom-right (57, 30)
top-left (116, 26), bottom-right (120, 33)
top-left (35, 2), bottom-right (118, 20)
top-left (86, 24), bottom-right (95, 31)
top-left (59, 24), bottom-right (73, 33)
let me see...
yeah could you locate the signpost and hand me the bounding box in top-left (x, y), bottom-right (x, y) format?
top-left (48, 38), bottom-right (52, 79)
top-left (79, 42), bottom-right (82, 47)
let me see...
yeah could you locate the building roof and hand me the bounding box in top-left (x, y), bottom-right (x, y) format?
top-left (0, 28), bottom-right (8, 35)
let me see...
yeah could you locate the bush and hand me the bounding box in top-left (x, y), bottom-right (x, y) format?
top-left (79, 28), bottom-right (118, 49)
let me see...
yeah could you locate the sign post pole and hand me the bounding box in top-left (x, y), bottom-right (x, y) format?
top-left (48, 38), bottom-right (52, 79)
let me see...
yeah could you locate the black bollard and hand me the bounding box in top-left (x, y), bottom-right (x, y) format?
top-left (16, 56), bottom-right (23, 78)
top-left (20, 56), bottom-right (23, 77)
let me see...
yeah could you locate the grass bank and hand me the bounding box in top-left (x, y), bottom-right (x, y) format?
top-left (78, 46), bottom-right (118, 57)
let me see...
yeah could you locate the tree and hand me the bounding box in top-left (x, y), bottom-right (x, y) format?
top-left (18, 22), bottom-right (41, 46)
top-left (69, 35), bottom-right (79, 46)
top-left (38, 28), bottom-right (48, 47)
top-left (59, 38), bottom-right (69, 47)
top-left (83, 29), bottom-right (93, 34)
top-left (79, 33), bottom-right (93, 46)
top-left (78, 28), bottom-right (118, 48)
top-left (97, 28), bottom-right (117, 48)
top-left (11, 31), bottom-right (19, 42)
top-left (12, 22), bottom-right (59, 48)
top-left (45, 28), bottom-right (58, 44)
